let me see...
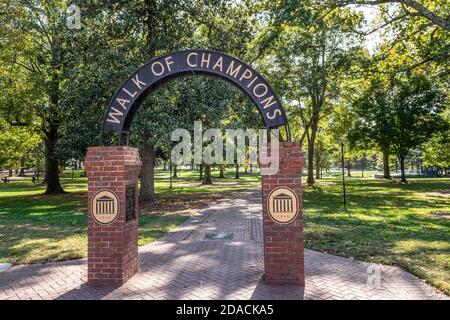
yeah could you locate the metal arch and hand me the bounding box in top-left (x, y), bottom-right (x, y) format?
top-left (100, 49), bottom-right (291, 145)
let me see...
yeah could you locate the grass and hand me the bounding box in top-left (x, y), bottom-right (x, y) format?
top-left (303, 175), bottom-right (450, 294)
top-left (0, 168), bottom-right (259, 264)
top-left (0, 168), bottom-right (448, 294)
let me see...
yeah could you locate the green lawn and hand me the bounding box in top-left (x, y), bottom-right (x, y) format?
top-left (303, 175), bottom-right (450, 294)
top-left (0, 169), bottom-right (448, 294)
top-left (0, 168), bottom-right (259, 265)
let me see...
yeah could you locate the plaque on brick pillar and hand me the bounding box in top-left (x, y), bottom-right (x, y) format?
top-left (91, 190), bottom-right (119, 225)
top-left (125, 186), bottom-right (135, 222)
top-left (267, 186), bottom-right (299, 224)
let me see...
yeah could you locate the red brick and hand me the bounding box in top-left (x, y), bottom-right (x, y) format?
top-left (262, 141), bottom-right (304, 286)
top-left (85, 146), bottom-right (141, 286)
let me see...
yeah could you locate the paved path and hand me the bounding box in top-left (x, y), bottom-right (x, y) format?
top-left (0, 189), bottom-right (447, 300)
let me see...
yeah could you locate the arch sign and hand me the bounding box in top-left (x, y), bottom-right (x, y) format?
top-left (103, 49), bottom-right (290, 140)
top-left (86, 49), bottom-right (304, 287)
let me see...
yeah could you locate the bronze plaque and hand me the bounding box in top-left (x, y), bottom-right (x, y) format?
top-left (92, 190), bottom-right (119, 225)
top-left (267, 187), bottom-right (299, 224)
top-left (125, 186), bottom-right (135, 222)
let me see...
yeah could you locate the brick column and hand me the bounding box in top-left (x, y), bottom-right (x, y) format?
top-left (84, 146), bottom-right (141, 285)
top-left (261, 141), bottom-right (304, 285)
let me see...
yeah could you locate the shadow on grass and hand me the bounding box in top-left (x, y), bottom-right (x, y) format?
top-left (302, 179), bottom-right (450, 293)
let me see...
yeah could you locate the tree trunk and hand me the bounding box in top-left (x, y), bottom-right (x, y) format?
top-left (139, 143), bottom-right (155, 202)
top-left (199, 163), bottom-right (203, 180)
top-left (399, 155), bottom-right (407, 183)
top-left (382, 151), bottom-right (391, 179)
top-left (172, 165), bottom-right (178, 178)
top-left (306, 143), bottom-right (315, 186)
top-left (235, 163), bottom-right (240, 179)
top-left (163, 161), bottom-right (167, 171)
top-left (315, 154), bottom-right (320, 180)
top-left (219, 165), bottom-right (225, 178)
top-left (203, 163), bottom-right (212, 184)
top-left (249, 164), bottom-right (253, 172)
top-left (347, 159), bottom-right (351, 177)
top-left (306, 116), bottom-right (319, 186)
top-left (44, 125), bottom-right (65, 195)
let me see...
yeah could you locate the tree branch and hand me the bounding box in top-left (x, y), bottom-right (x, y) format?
top-left (330, 0), bottom-right (450, 31)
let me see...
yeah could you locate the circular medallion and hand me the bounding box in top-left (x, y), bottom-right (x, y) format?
top-left (91, 190), bottom-right (119, 225)
top-left (267, 187), bottom-right (299, 224)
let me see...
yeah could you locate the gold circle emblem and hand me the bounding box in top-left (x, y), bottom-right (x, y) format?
top-left (92, 190), bottom-right (119, 225)
top-left (267, 187), bottom-right (299, 224)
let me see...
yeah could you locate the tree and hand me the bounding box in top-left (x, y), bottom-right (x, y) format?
top-left (0, 1), bottom-right (74, 193)
top-left (349, 78), bottom-right (395, 179)
top-left (350, 74), bottom-right (447, 182)
top-left (422, 132), bottom-right (450, 175)
top-left (259, 3), bottom-right (364, 185)
top-left (0, 119), bottom-right (41, 173)
top-left (390, 74), bottom-right (448, 182)
top-left (325, 0), bottom-right (450, 31)
top-left (0, 1), bottom-right (136, 194)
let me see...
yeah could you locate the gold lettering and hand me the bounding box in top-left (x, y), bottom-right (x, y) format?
top-left (247, 76), bottom-right (258, 88)
top-left (116, 98), bottom-right (130, 110)
top-left (187, 52), bottom-right (198, 67)
top-left (165, 56), bottom-right (174, 71)
top-left (132, 74), bottom-right (146, 89)
top-left (253, 83), bottom-right (268, 98)
top-left (122, 87), bottom-right (137, 98)
top-left (239, 69), bottom-right (253, 82)
top-left (226, 61), bottom-right (242, 78)
top-left (261, 95), bottom-right (277, 109)
top-left (201, 53), bottom-right (211, 68)
top-left (212, 57), bottom-right (223, 72)
top-left (151, 61), bottom-right (165, 76)
top-left (266, 108), bottom-right (282, 120)
top-left (106, 107), bottom-right (124, 124)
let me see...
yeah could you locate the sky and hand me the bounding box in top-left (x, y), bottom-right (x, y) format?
top-left (358, 6), bottom-right (383, 54)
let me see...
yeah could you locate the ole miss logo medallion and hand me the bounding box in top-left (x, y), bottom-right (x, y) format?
top-left (92, 190), bottom-right (119, 225)
top-left (267, 187), bottom-right (299, 224)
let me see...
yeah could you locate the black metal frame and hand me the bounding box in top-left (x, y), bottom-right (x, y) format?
top-left (100, 49), bottom-right (291, 146)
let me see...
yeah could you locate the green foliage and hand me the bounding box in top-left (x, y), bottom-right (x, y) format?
top-left (422, 132), bottom-right (450, 169)
top-left (389, 74), bottom-right (448, 158)
top-left (350, 75), bottom-right (448, 158)
top-left (348, 78), bottom-right (395, 153)
top-left (0, 120), bottom-right (41, 170)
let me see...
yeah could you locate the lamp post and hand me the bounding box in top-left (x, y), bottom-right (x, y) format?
top-left (169, 158), bottom-right (173, 189)
top-left (361, 153), bottom-right (366, 178)
top-left (338, 138), bottom-right (347, 210)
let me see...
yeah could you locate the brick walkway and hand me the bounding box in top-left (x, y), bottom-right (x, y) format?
top-left (0, 189), bottom-right (447, 300)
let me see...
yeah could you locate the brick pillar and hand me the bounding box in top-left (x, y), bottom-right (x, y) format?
top-left (84, 146), bottom-right (141, 285)
top-left (261, 141), bottom-right (304, 285)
